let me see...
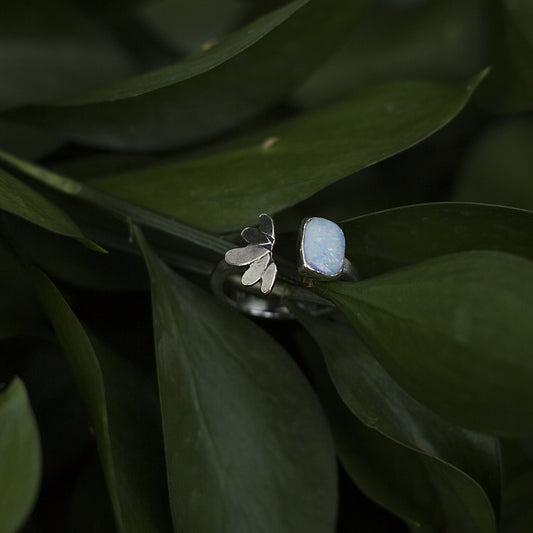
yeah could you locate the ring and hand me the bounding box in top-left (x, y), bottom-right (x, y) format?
top-left (211, 214), bottom-right (357, 319)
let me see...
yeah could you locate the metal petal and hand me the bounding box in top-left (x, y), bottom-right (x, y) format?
top-left (225, 245), bottom-right (269, 266)
top-left (241, 227), bottom-right (271, 246)
top-left (260, 261), bottom-right (277, 294)
top-left (259, 213), bottom-right (275, 242)
top-left (241, 255), bottom-right (270, 286)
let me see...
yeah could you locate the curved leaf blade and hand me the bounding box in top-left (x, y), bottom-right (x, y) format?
top-left (340, 202), bottom-right (533, 278)
top-left (295, 310), bottom-right (499, 532)
top-left (31, 268), bottom-right (173, 533)
top-left (0, 148), bottom-right (230, 257)
top-left (0, 0), bottom-right (136, 112)
top-left (477, 0), bottom-right (533, 113)
top-left (0, 167), bottom-right (103, 251)
top-left (294, 0), bottom-right (485, 108)
top-left (453, 119), bottom-right (533, 210)
top-left (135, 227), bottom-right (337, 533)
top-left (0, 378), bottom-right (42, 533)
top-left (315, 251), bottom-right (533, 436)
top-left (4, 0), bottom-right (373, 150)
top-left (92, 73), bottom-right (487, 232)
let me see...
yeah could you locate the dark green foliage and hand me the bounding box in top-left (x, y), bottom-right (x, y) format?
top-left (0, 1), bottom-right (532, 532)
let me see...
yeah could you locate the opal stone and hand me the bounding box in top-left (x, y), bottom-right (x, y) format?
top-left (302, 218), bottom-right (345, 277)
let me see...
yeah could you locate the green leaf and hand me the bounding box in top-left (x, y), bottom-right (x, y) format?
top-left (139, 0), bottom-right (248, 55)
top-left (499, 439), bottom-right (533, 532)
top-left (69, 456), bottom-right (118, 533)
top-left (294, 0), bottom-right (485, 108)
top-left (453, 119), bottom-right (533, 210)
top-left (0, 240), bottom-right (43, 340)
top-left (31, 268), bottom-right (173, 533)
top-left (135, 226), bottom-right (337, 533)
top-left (314, 251), bottom-right (533, 436)
top-left (294, 311), bottom-right (499, 532)
top-left (4, 0), bottom-right (373, 150)
top-left (0, 0), bottom-right (136, 111)
top-left (0, 337), bottom-right (90, 480)
top-left (3, 216), bottom-right (147, 291)
top-left (0, 167), bottom-right (102, 251)
top-left (91, 73), bottom-right (487, 232)
top-left (340, 202), bottom-right (533, 278)
top-left (0, 148), bottom-right (231, 257)
top-left (477, 0), bottom-right (533, 113)
top-left (506, 0), bottom-right (533, 46)
top-left (0, 378), bottom-right (42, 533)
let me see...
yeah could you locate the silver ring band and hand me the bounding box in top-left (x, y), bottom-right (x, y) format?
top-left (210, 258), bottom-right (358, 319)
top-left (214, 214), bottom-right (357, 319)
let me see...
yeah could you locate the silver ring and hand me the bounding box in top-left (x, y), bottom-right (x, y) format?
top-left (211, 214), bottom-right (357, 319)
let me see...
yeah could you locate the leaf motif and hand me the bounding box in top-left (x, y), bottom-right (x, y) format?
top-left (241, 255), bottom-right (270, 286)
top-left (261, 262), bottom-right (278, 294)
top-left (258, 213), bottom-right (275, 241)
top-left (225, 244), bottom-right (270, 266)
top-left (241, 227), bottom-right (271, 246)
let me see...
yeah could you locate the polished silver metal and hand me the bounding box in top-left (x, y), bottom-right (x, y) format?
top-left (215, 214), bottom-right (357, 319)
top-left (210, 259), bottom-right (335, 319)
top-left (224, 213), bottom-right (277, 294)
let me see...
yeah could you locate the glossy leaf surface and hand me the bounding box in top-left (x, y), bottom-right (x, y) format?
top-left (500, 439), bottom-right (533, 532)
top-left (4, 0), bottom-right (373, 150)
top-left (0, 0), bottom-right (136, 111)
top-left (32, 268), bottom-right (172, 533)
top-left (0, 378), bottom-right (41, 533)
top-left (135, 227), bottom-right (337, 533)
top-left (0, 240), bottom-right (43, 340)
top-left (295, 311), bottom-right (499, 532)
top-left (294, 0), bottom-right (485, 108)
top-left (477, 0), bottom-right (533, 112)
top-left (315, 251), bottom-right (533, 436)
top-left (0, 167), bottom-right (91, 244)
top-left (340, 202), bottom-right (533, 278)
top-left (453, 119), bottom-right (533, 210)
top-left (92, 73), bottom-right (486, 232)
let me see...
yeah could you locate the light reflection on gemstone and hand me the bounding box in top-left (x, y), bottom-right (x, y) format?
top-left (302, 218), bottom-right (345, 277)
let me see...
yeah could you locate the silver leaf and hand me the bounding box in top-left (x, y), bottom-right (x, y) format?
top-left (225, 245), bottom-right (269, 266)
top-left (260, 261), bottom-right (277, 294)
top-left (241, 255), bottom-right (270, 286)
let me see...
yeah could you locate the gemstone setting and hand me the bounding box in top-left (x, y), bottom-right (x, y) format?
top-left (299, 217), bottom-right (345, 279)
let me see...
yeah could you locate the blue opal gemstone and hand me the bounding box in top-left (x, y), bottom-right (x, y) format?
top-left (302, 218), bottom-right (345, 277)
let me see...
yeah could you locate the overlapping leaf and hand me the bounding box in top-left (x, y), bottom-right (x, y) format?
top-left (32, 268), bottom-right (172, 533)
top-left (0, 0), bottom-right (136, 111)
top-left (477, 0), bottom-right (533, 112)
top-left (135, 227), bottom-right (337, 533)
top-left (0, 241), bottom-right (43, 340)
top-left (0, 167), bottom-right (102, 251)
top-left (294, 310), bottom-right (499, 532)
top-left (500, 439), bottom-right (533, 532)
top-left (453, 120), bottom-right (533, 210)
top-left (0, 378), bottom-right (42, 533)
top-left (340, 202), bottom-right (533, 278)
top-left (3, 0), bottom-right (373, 150)
top-left (315, 251), bottom-right (533, 436)
top-left (91, 73), bottom-right (487, 232)
top-left (294, 0), bottom-right (485, 108)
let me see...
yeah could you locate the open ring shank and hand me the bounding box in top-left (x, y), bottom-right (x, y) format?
top-left (210, 259), bottom-right (358, 319)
